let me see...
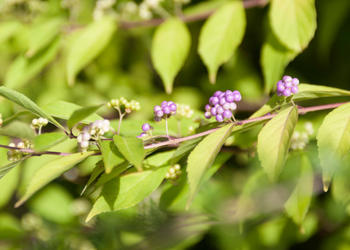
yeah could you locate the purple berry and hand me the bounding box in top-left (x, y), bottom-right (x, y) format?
top-left (137, 132), bottom-right (147, 138)
top-left (292, 78), bottom-right (299, 85)
top-left (205, 104), bottom-right (211, 111)
top-left (291, 86), bottom-right (299, 94)
top-left (233, 91), bottom-right (241, 102)
top-left (219, 97), bottom-right (226, 105)
top-left (210, 96), bottom-right (219, 106)
top-left (154, 105), bottom-right (161, 112)
top-left (161, 101), bottom-right (168, 107)
top-left (223, 110), bottom-right (232, 119)
top-left (216, 106), bottom-right (224, 114)
top-left (210, 107), bottom-right (217, 116)
top-left (283, 89), bottom-right (292, 97)
top-left (214, 91), bottom-right (223, 97)
top-left (163, 106), bottom-right (171, 114)
top-left (154, 116), bottom-right (161, 122)
top-left (156, 110), bottom-right (164, 117)
top-left (204, 112), bottom-right (211, 119)
top-left (223, 103), bottom-right (231, 110)
top-left (225, 94), bottom-right (234, 103)
top-left (230, 102), bottom-right (237, 110)
top-left (216, 114), bottom-right (224, 122)
top-left (225, 90), bottom-right (232, 95)
top-left (285, 82), bottom-right (292, 88)
top-left (169, 103), bottom-right (177, 112)
top-left (277, 81), bottom-right (285, 92)
top-left (142, 123), bottom-right (151, 132)
top-left (283, 75), bottom-right (292, 82)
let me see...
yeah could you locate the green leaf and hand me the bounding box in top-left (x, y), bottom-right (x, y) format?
top-left (284, 154), bottom-right (313, 226)
top-left (86, 166), bottom-right (169, 221)
top-left (269, 0), bottom-right (317, 52)
top-left (114, 135), bottom-right (145, 171)
top-left (317, 102), bottom-right (350, 191)
top-left (144, 150), bottom-right (175, 167)
top-left (0, 158), bottom-right (27, 180)
top-left (29, 184), bottom-right (74, 224)
top-left (67, 104), bottom-right (103, 129)
top-left (66, 17), bottom-right (116, 85)
top-left (0, 121), bottom-right (36, 140)
top-left (261, 32), bottom-right (297, 93)
top-left (99, 140), bottom-right (124, 174)
top-left (5, 38), bottom-right (61, 89)
top-left (198, 1), bottom-right (246, 83)
top-left (33, 132), bottom-right (67, 151)
top-left (26, 17), bottom-right (64, 57)
top-left (186, 124), bottom-right (233, 206)
top-left (42, 100), bottom-right (102, 122)
top-left (332, 156), bottom-right (350, 205)
top-left (80, 161), bottom-right (104, 195)
top-left (0, 166), bottom-right (20, 209)
top-left (293, 84), bottom-right (350, 101)
top-left (15, 151), bottom-right (95, 207)
top-left (257, 106), bottom-right (298, 181)
top-left (0, 86), bottom-right (64, 130)
top-left (151, 18), bottom-right (191, 94)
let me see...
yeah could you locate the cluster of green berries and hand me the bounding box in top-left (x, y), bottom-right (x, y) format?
top-left (165, 164), bottom-right (182, 180)
top-left (108, 97), bottom-right (140, 114)
top-left (7, 140), bottom-right (32, 161)
top-left (290, 122), bottom-right (314, 150)
top-left (31, 117), bottom-right (48, 130)
top-left (137, 123), bottom-right (153, 138)
top-left (176, 103), bottom-right (194, 119)
top-left (77, 120), bottom-right (110, 151)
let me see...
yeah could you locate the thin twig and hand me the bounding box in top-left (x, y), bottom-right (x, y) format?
top-left (0, 101), bottom-right (347, 155)
top-left (119, 0), bottom-right (268, 29)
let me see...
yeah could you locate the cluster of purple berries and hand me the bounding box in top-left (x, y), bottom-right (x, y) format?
top-left (204, 90), bottom-right (241, 122)
top-left (137, 123), bottom-right (153, 138)
top-left (276, 76), bottom-right (299, 97)
top-left (154, 101), bottom-right (177, 121)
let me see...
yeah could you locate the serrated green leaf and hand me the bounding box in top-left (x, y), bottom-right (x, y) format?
top-left (317, 102), bottom-right (350, 191)
top-left (33, 132), bottom-right (66, 151)
top-left (151, 18), bottom-right (191, 93)
top-left (99, 140), bottom-right (124, 174)
top-left (66, 17), bottom-right (116, 85)
top-left (86, 166), bottom-right (168, 221)
top-left (198, 1), bottom-right (246, 83)
top-left (186, 124), bottom-right (233, 207)
top-left (67, 104), bottom-right (103, 129)
top-left (269, 0), bottom-right (317, 52)
top-left (26, 17), bottom-right (64, 57)
top-left (261, 32), bottom-right (297, 93)
top-left (144, 150), bottom-right (175, 167)
top-left (0, 86), bottom-right (64, 130)
top-left (114, 135), bottom-right (145, 171)
top-left (15, 151), bottom-right (95, 207)
top-left (257, 106), bottom-right (298, 181)
top-left (284, 154), bottom-right (313, 226)
top-left (42, 100), bottom-right (102, 122)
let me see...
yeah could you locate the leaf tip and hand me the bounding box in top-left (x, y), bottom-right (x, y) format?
top-left (14, 199), bottom-right (25, 208)
top-left (165, 83), bottom-right (173, 94)
top-left (209, 72), bottom-right (217, 84)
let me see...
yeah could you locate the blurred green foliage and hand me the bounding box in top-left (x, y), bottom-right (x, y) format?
top-left (0, 0), bottom-right (349, 249)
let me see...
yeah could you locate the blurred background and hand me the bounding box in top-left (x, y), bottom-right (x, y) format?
top-left (0, 0), bottom-right (349, 249)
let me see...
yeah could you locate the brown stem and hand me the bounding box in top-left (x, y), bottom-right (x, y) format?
top-left (119, 0), bottom-right (268, 29)
top-left (0, 101), bottom-right (347, 156)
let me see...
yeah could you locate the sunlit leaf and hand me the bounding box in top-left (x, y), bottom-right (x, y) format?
top-left (257, 106), bottom-right (298, 180)
top-left (151, 18), bottom-right (191, 94)
top-left (198, 1), bottom-right (246, 83)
